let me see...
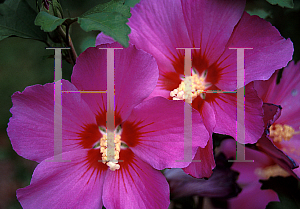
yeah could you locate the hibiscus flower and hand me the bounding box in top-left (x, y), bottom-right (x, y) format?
top-left (97, 0), bottom-right (293, 178)
top-left (254, 61), bottom-right (300, 177)
top-left (219, 138), bottom-right (281, 209)
top-left (7, 43), bottom-right (209, 208)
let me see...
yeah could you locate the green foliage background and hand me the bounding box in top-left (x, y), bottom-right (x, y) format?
top-left (0, 0), bottom-right (299, 208)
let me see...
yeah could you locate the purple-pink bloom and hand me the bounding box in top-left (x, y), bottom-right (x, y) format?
top-left (7, 44), bottom-right (209, 208)
top-left (97, 0), bottom-right (293, 178)
top-left (220, 139), bottom-right (280, 209)
top-left (254, 61), bottom-right (300, 177)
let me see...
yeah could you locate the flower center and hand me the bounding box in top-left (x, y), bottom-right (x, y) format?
top-left (269, 124), bottom-right (300, 143)
top-left (95, 126), bottom-right (127, 171)
top-left (170, 69), bottom-right (211, 103)
top-left (255, 164), bottom-right (290, 179)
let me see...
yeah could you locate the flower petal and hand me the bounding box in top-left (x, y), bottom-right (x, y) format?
top-left (7, 80), bottom-right (97, 163)
top-left (210, 83), bottom-right (264, 143)
top-left (124, 97), bottom-right (209, 170)
top-left (128, 0), bottom-right (190, 74)
top-left (182, 137), bottom-right (215, 178)
top-left (218, 12), bottom-right (293, 89)
top-left (102, 149), bottom-right (170, 209)
top-left (17, 149), bottom-right (107, 209)
top-left (181, 0), bottom-right (245, 65)
top-left (165, 153), bottom-right (240, 199)
top-left (255, 61), bottom-right (300, 126)
top-left (72, 44), bottom-right (159, 122)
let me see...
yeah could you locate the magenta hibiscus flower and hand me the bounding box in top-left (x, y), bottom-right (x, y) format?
top-left (220, 138), bottom-right (280, 209)
top-left (7, 44), bottom-right (209, 208)
top-left (97, 0), bottom-right (293, 178)
top-left (254, 61), bottom-right (300, 177)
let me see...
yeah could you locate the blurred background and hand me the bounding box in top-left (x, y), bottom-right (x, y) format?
top-left (0, 0), bottom-right (299, 208)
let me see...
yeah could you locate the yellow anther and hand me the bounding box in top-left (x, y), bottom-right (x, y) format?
top-left (170, 69), bottom-right (210, 103)
top-left (99, 130), bottom-right (122, 171)
top-left (255, 164), bottom-right (290, 179)
top-left (269, 124), bottom-right (300, 142)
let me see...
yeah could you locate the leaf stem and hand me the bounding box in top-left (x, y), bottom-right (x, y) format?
top-left (57, 25), bottom-right (77, 66)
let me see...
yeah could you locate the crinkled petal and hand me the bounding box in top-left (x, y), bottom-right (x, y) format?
top-left (71, 44), bottom-right (159, 122)
top-left (257, 135), bottom-right (298, 179)
top-left (102, 149), bottom-right (169, 209)
top-left (7, 80), bottom-right (96, 163)
top-left (218, 12), bottom-right (293, 89)
top-left (181, 0), bottom-right (245, 66)
top-left (210, 83), bottom-right (264, 143)
top-left (17, 149), bottom-right (107, 209)
top-left (124, 97), bottom-right (209, 170)
top-left (183, 137), bottom-right (215, 178)
top-left (255, 61), bottom-right (300, 125)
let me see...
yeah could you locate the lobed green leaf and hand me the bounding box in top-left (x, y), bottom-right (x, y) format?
top-left (78, 0), bottom-right (131, 47)
top-left (266, 0), bottom-right (294, 8)
top-left (0, 0), bottom-right (47, 42)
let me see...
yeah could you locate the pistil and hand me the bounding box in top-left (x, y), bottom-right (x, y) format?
top-left (170, 69), bottom-right (210, 103)
top-left (98, 127), bottom-right (123, 171)
top-left (269, 124), bottom-right (300, 142)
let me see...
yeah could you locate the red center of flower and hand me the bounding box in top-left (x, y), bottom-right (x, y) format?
top-left (160, 49), bottom-right (223, 107)
top-left (76, 109), bottom-right (146, 172)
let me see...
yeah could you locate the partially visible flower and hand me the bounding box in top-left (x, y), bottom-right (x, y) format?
top-left (219, 139), bottom-right (280, 209)
top-left (7, 44), bottom-right (209, 208)
top-left (254, 61), bottom-right (300, 177)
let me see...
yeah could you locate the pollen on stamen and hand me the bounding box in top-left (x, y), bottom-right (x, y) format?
top-left (255, 164), bottom-right (290, 179)
top-left (269, 124), bottom-right (300, 142)
top-left (170, 69), bottom-right (211, 103)
top-left (99, 130), bottom-right (122, 171)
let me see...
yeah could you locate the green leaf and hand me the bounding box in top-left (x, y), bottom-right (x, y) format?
top-left (34, 11), bottom-right (68, 32)
top-left (124, 0), bottom-right (141, 7)
top-left (260, 176), bottom-right (300, 209)
top-left (266, 0), bottom-right (294, 8)
top-left (0, 0), bottom-right (47, 42)
top-left (247, 9), bottom-right (271, 19)
top-left (78, 0), bottom-right (131, 47)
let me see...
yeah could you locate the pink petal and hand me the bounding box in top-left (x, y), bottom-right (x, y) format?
top-left (196, 100), bottom-right (216, 133)
top-left (102, 149), bottom-right (170, 209)
top-left (181, 0), bottom-right (245, 66)
top-left (210, 83), bottom-right (264, 143)
top-left (218, 12), bottom-right (293, 90)
top-left (7, 80), bottom-right (97, 163)
top-left (17, 149), bottom-right (107, 209)
top-left (228, 182), bottom-right (278, 209)
top-left (128, 0), bottom-right (190, 74)
top-left (123, 97), bottom-right (209, 170)
top-left (255, 61), bottom-right (300, 126)
top-left (72, 44), bottom-right (159, 123)
top-left (219, 138), bottom-right (279, 209)
top-left (95, 33), bottom-right (115, 45)
top-left (182, 137), bottom-right (216, 178)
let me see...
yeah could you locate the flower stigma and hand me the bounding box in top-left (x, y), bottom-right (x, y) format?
top-left (269, 124), bottom-right (300, 143)
top-left (170, 69), bottom-right (211, 103)
top-left (95, 125), bottom-right (127, 171)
